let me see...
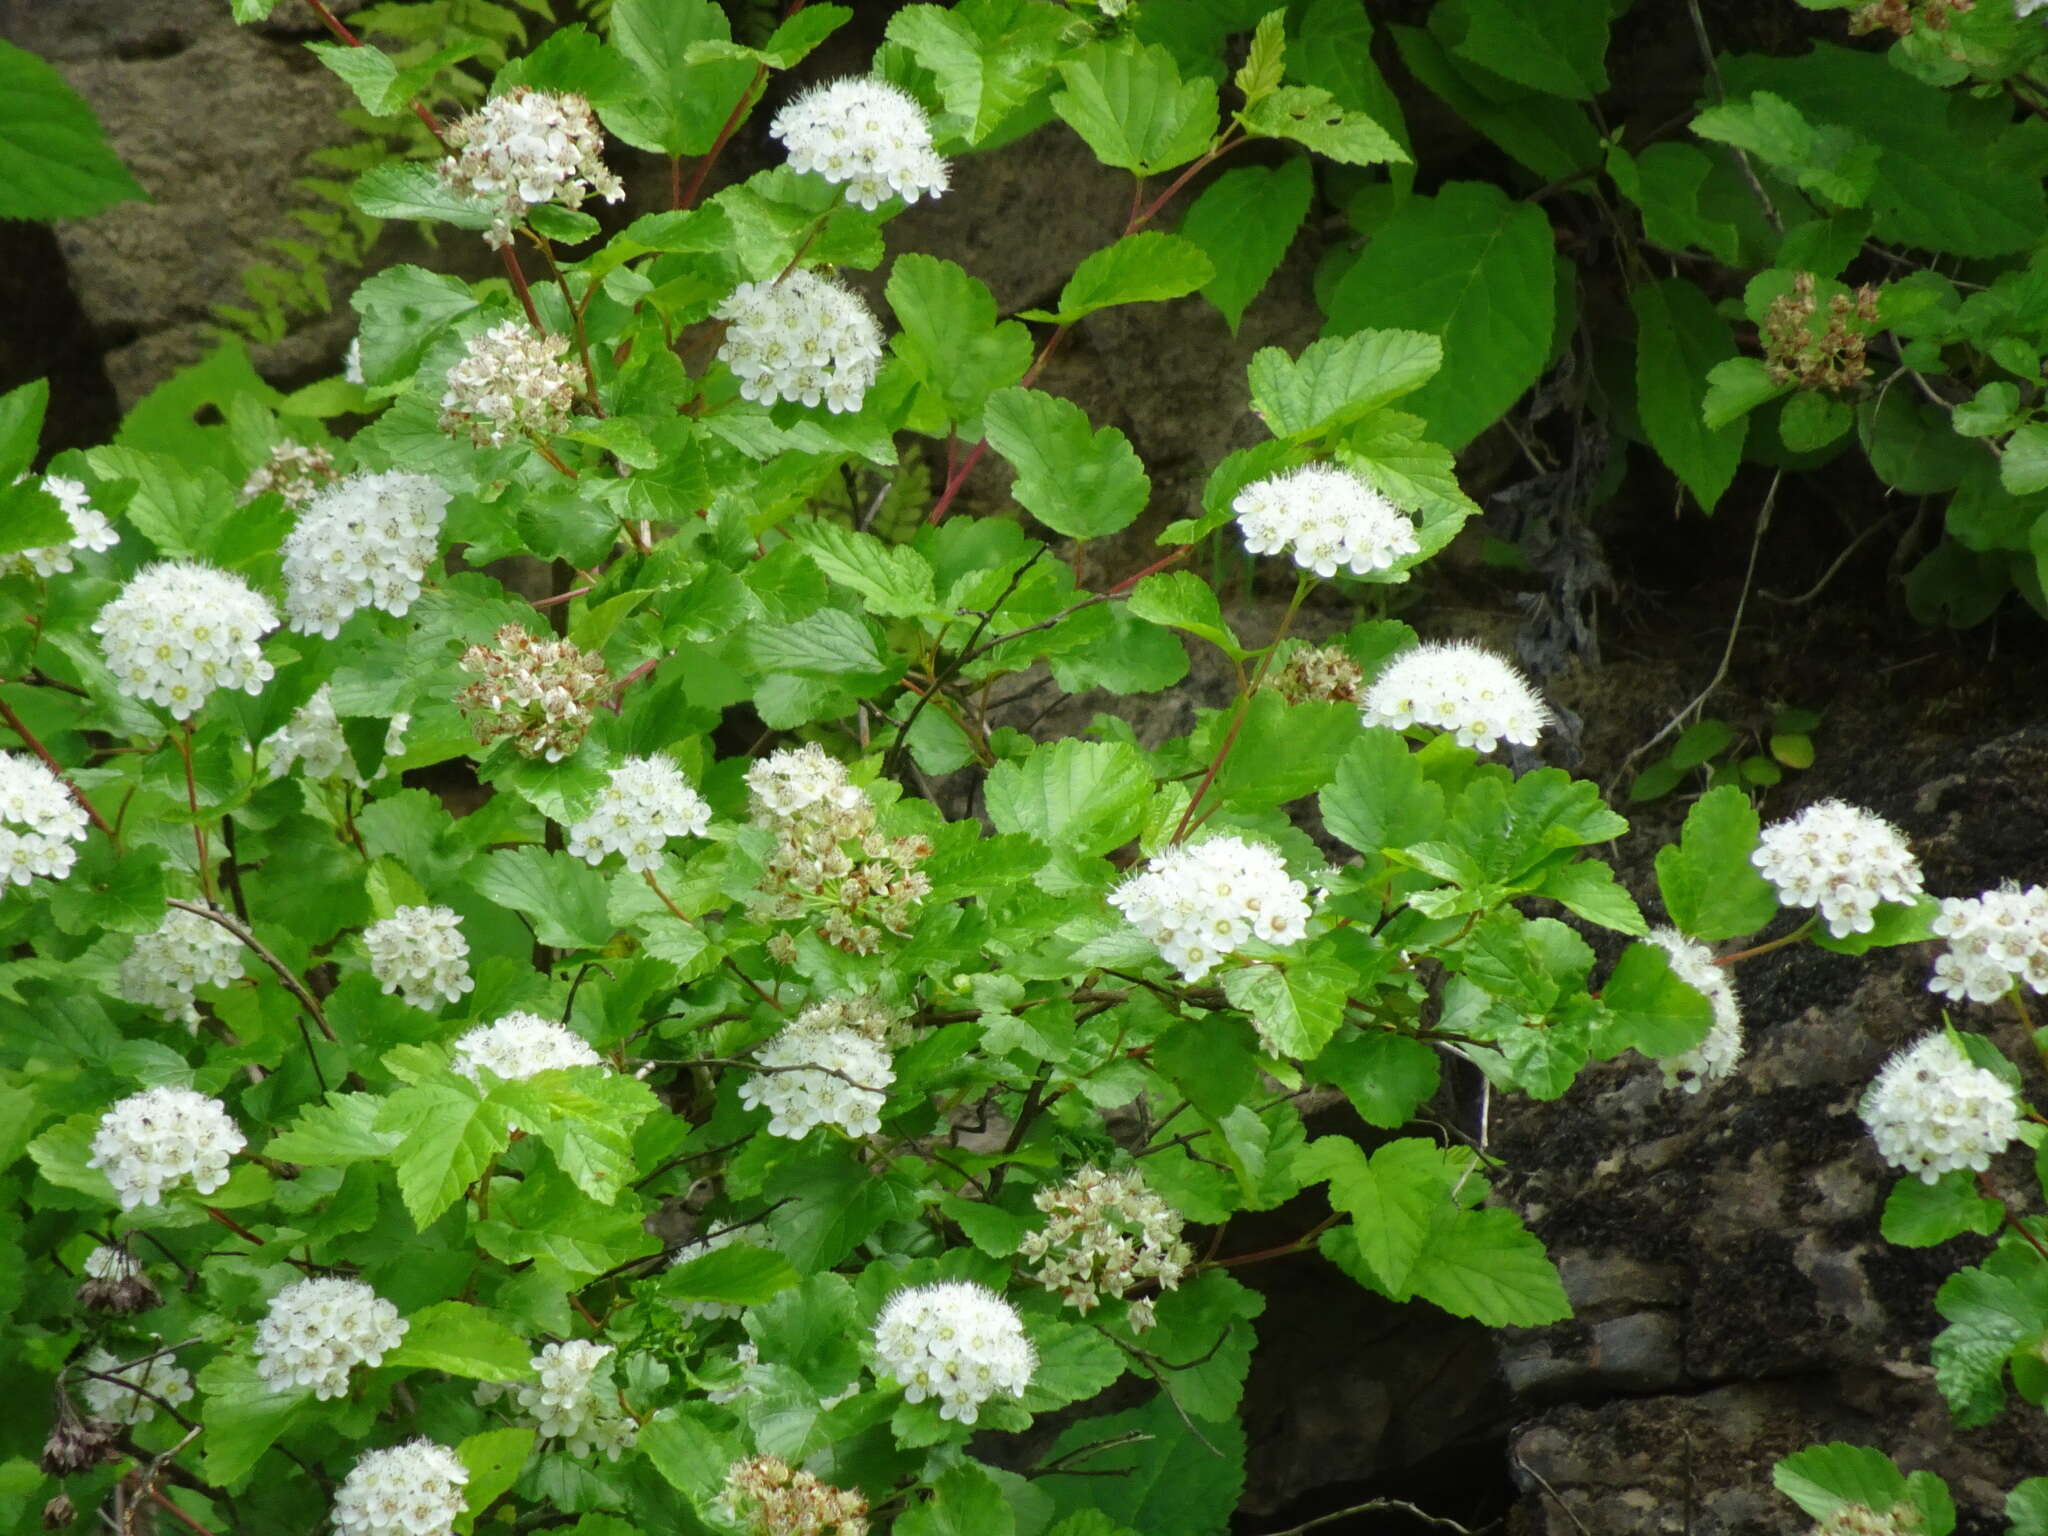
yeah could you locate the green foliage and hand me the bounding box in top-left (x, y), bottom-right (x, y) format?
top-left (0, 40), bottom-right (145, 221)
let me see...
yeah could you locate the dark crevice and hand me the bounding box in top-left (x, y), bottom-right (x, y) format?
top-left (0, 221), bottom-right (121, 462)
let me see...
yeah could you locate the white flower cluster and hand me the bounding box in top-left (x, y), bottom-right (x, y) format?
top-left (1814, 1504), bottom-right (1918, 1536)
top-left (1929, 884), bottom-right (2048, 1004)
top-left (668, 1224), bottom-right (763, 1321)
top-left (332, 1440), bottom-right (469, 1536)
top-left (1268, 642), bottom-right (1367, 705)
top-left (719, 1455), bottom-right (869, 1536)
top-left (478, 1341), bottom-right (637, 1460)
top-left (78, 1347), bottom-right (193, 1426)
top-left (1360, 640), bottom-right (1551, 754)
top-left (254, 1276), bottom-right (408, 1400)
top-left (77, 1244), bottom-right (159, 1314)
top-left (1752, 799), bottom-right (1924, 939)
top-left (740, 1010), bottom-right (895, 1139)
top-left (83, 1244), bottom-right (140, 1283)
top-left (281, 470), bottom-right (450, 637)
top-left (456, 623), bottom-right (611, 763)
top-left (1019, 1165), bottom-right (1191, 1326)
top-left (89, 1086), bottom-right (246, 1209)
top-left (439, 321), bottom-right (584, 448)
top-left (566, 754), bottom-right (713, 872)
top-left (771, 77), bottom-right (948, 210)
top-left (438, 87), bottom-right (623, 248)
top-left (716, 270), bottom-right (884, 415)
top-left (1860, 1032), bottom-right (2022, 1183)
top-left (453, 1011), bottom-right (601, 1084)
top-left (265, 684), bottom-right (409, 786)
top-left (0, 751), bottom-right (89, 891)
top-left (1109, 834), bottom-right (1312, 985)
top-left (239, 440), bottom-right (340, 508)
top-left (95, 562), bottom-right (279, 720)
top-left (872, 1281), bottom-right (1034, 1425)
top-left (119, 907), bottom-right (245, 1027)
top-left (1643, 928), bottom-right (1744, 1094)
top-left (15, 475), bottom-right (118, 577)
top-left (364, 905), bottom-right (474, 1011)
top-left (1234, 464), bottom-right (1420, 579)
top-left (747, 743), bottom-right (865, 819)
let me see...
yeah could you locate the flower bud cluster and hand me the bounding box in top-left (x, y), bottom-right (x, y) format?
top-left (746, 746), bottom-right (931, 954)
top-left (1234, 464), bottom-right (1420, 579)
top-left (15, 476), bottom-right (117, 577)
top-left (872, 1281), bottom-right (1034, 1425)
top-left (1643, 928), bottom-right (1744, 1094)
top-left (438, 88), bottom-right (622, 248)
top-left (771, 77), bottom-right (948, 210)
top-left (1267, 643), bottom-right (1367, 705)
top-left (1360, 640), bottom-right (1551, 754)
top-left (1019, 1165), bottom-right (1190, 1325)
top-left (478, 1340), bottom-right (637, 1460)
top-left (1109, 834), bottom-right (1312, 985)
top-left (0, 751), bottom-right (89, 891)
top-left (1860, 1032), bottom-right (2022, 1183)
top-left (281, 470), bottom-right (449, 637)
top-left (716, 270), bottom-right (884, 415)
top-left (453, 1011), bottom-right (601, 1084)
top-left (77, 1245), bottom-right (160, 1315)
top-left (440, 321), bottom-right (584, 448)
top-left (89, 1087), bottom-right (245, 1209)
top-left (265, 684), bottom-right (409, 786)
top-left (1928, 883), bottom-right (2048, 1004)
top-left (364, 905), bottom-right (474, 1011)
top-left (239, 440), bottom-right (341, 508)
top-left (77, 1347), bottom-right (193, 1426)
top-left (119, 907), bottom-right (246, 1027)
top-left (718, 1454), bottom-right (870, 1536)
top-left (1751, 799), bottom-right (1924, 938)
top-left (566, 754), bottom-right (713, 872)
top-left (254, 1276), bottom-right (407, 1399)
top-left (1813, 1504), bottom-right (1919, 1536)
top-left (456, 624), bottom-right (612, 763)
top-left (40, 1418), bottom-right (119, 1478)
top-left (94, 561), bottom-right (278, 720)
top-left (332, 1440), bottom-right (469, 1536)
top-left (739, 1009), bottom-right (895, 1139)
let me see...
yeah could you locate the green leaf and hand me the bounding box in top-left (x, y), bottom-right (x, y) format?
top-left (687, 5), bottom-right (850, 69)
top-left (939, 1195), bottom-right (1035, 1257)
top-left (885, 2), bottom-right (1072, 146)
top-left (1247, 329), bottom-right (1443, 441)
top-left (0, 481), bottom-right (72, 557)
top-left (1125, 571), bottom-right (1244, 657)
top-left (1632, 279), bottom-right (1745, 513)
top-left (2003, 424), bottom-right (2048, 497)
top-left (1233, 8), bottom-right (1287, 110)
top-left (458, 1427), bottom-right (535, 1528)
top-left (1179, 159), bottom-right (1313, 333)
top-left (1223, 957), bottom-right (1350, 1060)
top-left (1238, 85), bottom-right (1404, 167)
top-left (1403, 1204), bottom-right (1572, 1325)
top-left (2007, 1478), bottom-right (2048, 1536)
top-left (765, 1152), bottom-right (921, 1270)
top-left (746, 607), bottom-right (893, 681)
top-left (1314, 1033), bottom-right (1440, 1129)
top-left (470, 847), bottom-right (616, 951)
top-left (310, 40), bottom-right (482, 118)
top-left (985, 738), bottom-right (1152, 858)
top-left (352, 161), bottom-right (497, 232)
top-left (1321, 182), bottom-right (1555, 451)
top-left (1601, 941), bottom-right (1713, 1059)
top-left (787, 521), bottom-right (938, 618)
top-left (1779, 392), bottom-right (1853, 454)
top-left (1320, 729), bottom-right (1446, 855)
top-left (1881, 1171), bottom-right (2005, 1248)
top-left (982, 388), bottom-right (1150, 541)
top-left (668, 1241), bottom-right (801, 1304)
top-left (1041, 1395), bottom-right (1245, 1536)
top-left (267, 1092), bottom-right (403, 1165)
top-left (388, 1300), bottom-right (534, 1382)
top-left (1693, 92), bottom-right (1878, 207)
top-left (197, 1353), bottom-right (310, 1487)
top-left (1538, 858), bottom-right (1647, 935)
top-left (1447, 0), bottom-right (1609, 99)
top-left (1050, 40), bottom-right (1219, 175)
top-left (0, 40), bottom-right (146, 219)
top-left (350, 265), bottom-right (482, 386)
top-left (900, 1463), bottom-right (1017, 1536)
top-left (1300, 1135), bottom-right (1445, 1294)
top-left (1030, 232), bottom-right (1215, 324)
top-left (377, 1077), bottom-right (515, 1229)
top-left (603, 0), bottom-right (757, 156)
top-left (887, 254), bottom-right (1033, 435)
top-left (1702, 357), bottom-right (1791, 431)
top-left (1772, 1444), bottom-right (1917, 1523)
top-left (1653, 785), bottom-right (1779, 941)
top-left (1390, 24), bottom-right (1598, 183)
top-left (0, 377), bottom-right (47, 482)
top-left (494, 1069), bottom-right (658, 1203)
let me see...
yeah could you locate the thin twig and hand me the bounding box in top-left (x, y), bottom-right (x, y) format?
top-left (165, 899), bottom-right (336, 1042)
top-left (0, 694), bottom-right (114, 836)
top-left (1256, 1498), bottom-right (1497, 1536)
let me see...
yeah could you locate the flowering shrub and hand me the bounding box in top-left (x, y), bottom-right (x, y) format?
top-left (5, 2), bottom-right (2048, 1532)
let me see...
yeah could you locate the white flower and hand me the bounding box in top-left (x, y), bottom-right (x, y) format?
top-left (1929, 884), bottom-right (2048, 1004)
top-left (566, 754), bottom-right (713, 872)
top-left (1360, 640), bottom-right (1551, 754)
top-left (746, 743), bottom-right (864, 820)
top-left (1752, 799), bottom-right (1924, 939)
top-left (1643, 928), bottom-right (1744, 1094)
top-left (15, 475), bottom-right (118, 577)
top-left (453, 1011), bottom-right (601, 1084)
top-left (88, 1087), bottom-right (246, 1209)
top-left (1234, 464), bottom-right (1420, 580)
top-left (239, 440), bottom-right (340, 509)
top-left (120, 907), bottom-right (245, 1028)
top-left (738, 1018), bottom-right (894, 1139)
top-left (77, 1347), bottom-right (193, 1426)
top-left (1019, 1165), bottom-right (1190, 1322)
top-left (254, 1276), bottom-right (407, 1400)
top-left (1860, 1032), bottom-right (2022, 1183)
top-left (771, 77), bottom-right (948, 210)
top-left (438, 87), bottom-right (623, 248)
top-left (93, 561), bottom-right (278, 721)
top-left (669, 1224), bottom-right (764, 1321)
top-left (0, 750), bottom-right (89, 891)
top-left (365, 905), bottom-right (474, 1011)
top-left (264, 684), bottom-right (409, 786)
top-left (1109, 834), bottom-right (1313, 987)
top-left (281, 470), bottom-right (449, 638)
top-left (872, 1281), bottom-right (1033, 1425)
top-left (439, 321), bottom-right (584, 447)
top-left (344, 337), bottom-right (365, 387)
top-left (478, 1341), bottom-right (636, 1460)
top-left (83, 1245), bottom-right (141, 1283)
top-left (716, 270), bottom-right (884, 414)
top-left (332, 1440), bottom-right (468, 1536)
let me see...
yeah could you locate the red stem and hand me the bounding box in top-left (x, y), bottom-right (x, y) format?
top-left (0, 693), bottom-right (113, 836)
top-left (1106, 545), bottom-right (1192, 596)
top-left (300, 0), bottom-right (451, 149)
top-left (679, 70), bottom-right (768, 212)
